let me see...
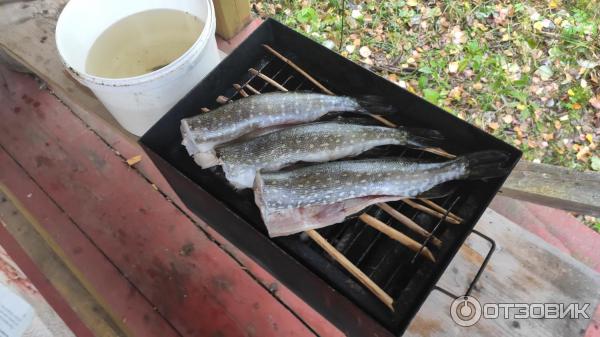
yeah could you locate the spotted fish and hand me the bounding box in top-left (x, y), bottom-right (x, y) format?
top-left (216, 121), bottom-right (443, 188)
top-left (180, 92), bottom-right (392, 168)
top-left (253, 151), bottom-right (509, 237)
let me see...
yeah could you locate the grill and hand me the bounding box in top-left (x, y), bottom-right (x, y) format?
top-left (140, 19), bottom-right (521, 337)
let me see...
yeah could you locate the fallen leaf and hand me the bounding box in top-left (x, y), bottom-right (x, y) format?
top-left (554, 120), bottom-right (561, 130)
top-left (126, 155), bottom-right (142, 166)
top-left (322, 40), bottom-right (335, 49)
top-left (502, 115), bottom-right (513, 124)
top-left (535, 65), bottom-right (553, 81)
top-left (586, 133), bottom-right (594, 144)
top-left (448, 61), bottom-right (459, 74)
top-left (472, 82), bottom-right (483, 91)
top-left (488, 122), bottom-right (500, 130)
top-left (576, 146), bottom-right (590, 161)
top-left (572, 103), bottom-right (582, 110)
top-left (450, 26), bottom-right (467, 45)
top-left (406, 0), bottom-right (418, 7)
top-left (351, 9), bottom-right (362, 19)
top-left (353, 38), bottom-right (361, 47)
top-left (345, 44), bottom-right (355, 53)
top-left (359, 46), bottom-right (372, 58)
top-left (533, 21), bottom-right (544, 31)
top-left (589, 95), bottom-right (600, 110)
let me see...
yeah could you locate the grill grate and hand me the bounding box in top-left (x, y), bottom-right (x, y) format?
top-left (200, 46), bottom-right (466, 306)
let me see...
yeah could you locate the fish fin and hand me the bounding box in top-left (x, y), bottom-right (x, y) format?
top-left (355, 96), bottom-right (396, 114)
top-left (417, 181), bottom-right (459, 199)
top-left (401, 127), bottom-right (445, 149)
top-left (460, 150), bottom-right (511, 180)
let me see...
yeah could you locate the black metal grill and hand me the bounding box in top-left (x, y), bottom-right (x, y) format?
top-left (140, 19), bottom-right (521, 337)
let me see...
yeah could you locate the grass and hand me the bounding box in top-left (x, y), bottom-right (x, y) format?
top-left (253, 0), bottom-right (600, 229)
top-left (253, 0), bottom-right (599, 170)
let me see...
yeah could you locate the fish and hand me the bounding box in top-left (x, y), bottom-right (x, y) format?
top-left (216, 121), bottom-right (444, 189)
top-left (253, 151), bottom-right (509, 237)
top-left (180, 92), bottom-right (393, 167)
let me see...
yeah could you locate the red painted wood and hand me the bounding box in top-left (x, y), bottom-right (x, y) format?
top-left (0, 136), bottom-right (179, 336)
top-left (216, 18), bottom-right (264, 54)
top-left (0, 67), bottom-right (315, 336)
top-left (0, 223), bottom-right (92, 337)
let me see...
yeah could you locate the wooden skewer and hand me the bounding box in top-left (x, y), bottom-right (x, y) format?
top-left (418, 199), bottom-right (463, 223)
top-left (216, 95), bottom-right (229, 104)
top-left (402, 199), bottom-right (461, 225)
top-left (245, 83), bottom-right (261, 95)
top-left (249, 68), bottom-right (289, 92)
top-left (377, 203), bottom-right (442, 247)
top-left (233, 83), bottom-right (249, 97)
top-left (359, 214), bottom-right (436, 262)
top-left (306, 229), bottom-right (394, 310)
top-left (263, 44), bottom-right (335, 95)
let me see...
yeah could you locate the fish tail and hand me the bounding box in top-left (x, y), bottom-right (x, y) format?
top-left (459, 150), bottom-right (511, 180)
top-left (400, 127), bottom-right (445, 149)
top-left (355, 96), bottom-right (396, 115)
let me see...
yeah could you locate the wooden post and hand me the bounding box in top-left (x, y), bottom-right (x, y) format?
top-left (213, 0), bottom-right (252, 40)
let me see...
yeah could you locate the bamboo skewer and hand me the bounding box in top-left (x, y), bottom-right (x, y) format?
top-left (245, 83), bottom-right (261, 95)
top-left (262, 44), bottom-right (335, 95)
top-left (402, 199), bottom-right (461, 225)
top-left (418, 199), bottom-right (463, 223)
top-left (359, 214), bottom-right (436, 262)
top-left (233, 83), bottom-right (249, 97)
top-left (377, 203), bottom-right (442, 247)
top-left (306, 229), bottom-right (394, 310)
top-left (249, 68), bottom-right (288, 92)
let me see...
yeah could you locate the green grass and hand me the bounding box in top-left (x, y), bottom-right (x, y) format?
top-left (253, 0), bottom-right (600, 173)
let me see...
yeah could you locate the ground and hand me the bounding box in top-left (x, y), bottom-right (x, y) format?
top-left (253, 0), bottom-right (600, 230)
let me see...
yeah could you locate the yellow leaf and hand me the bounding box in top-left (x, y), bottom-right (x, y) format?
top-left (554, 120), bottom-right (561, 130)
top-left (126, 155), bottom-right (142, 166)
top-left (549, 0), bottom-right (559, 9)
top-left (406, 0), bottom-right (418, 7)
top-left (533, 21), bottom-right (544, 31)
top-left (586, 133), bottom-right (594, 144)
top-left (488, 122), bottom-right (500, 130)
top-left (516, 104), bottom-right (526, 111)
top-left (568, 89), bottom-right (575, 96)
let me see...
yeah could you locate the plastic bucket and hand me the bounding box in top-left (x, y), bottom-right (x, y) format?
top-left (55, 0), bottom-right (220, 136)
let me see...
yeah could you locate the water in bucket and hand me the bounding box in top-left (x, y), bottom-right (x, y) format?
top-left (85, 9), bottom-right (204, 79)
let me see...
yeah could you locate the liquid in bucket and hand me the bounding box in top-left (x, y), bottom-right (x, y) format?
top-left (85, 9), bottom-right (204, 79)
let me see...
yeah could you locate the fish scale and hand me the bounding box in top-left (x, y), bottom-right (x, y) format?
top-left (180, 92), bottom-right (363, 156)
top-left (257, 159), bottom-right (465, 210)
top-left (216, 121), bottom-right (418, 188)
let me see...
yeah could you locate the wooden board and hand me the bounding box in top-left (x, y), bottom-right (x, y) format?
top-left (502, 160), bottom-right (600, 217)
top-left (0, 65), bottom-right (320, 337)
top-left (0, 187), bottom-right (123, 337)
top-left (406, 209), bottom-right (600, 336)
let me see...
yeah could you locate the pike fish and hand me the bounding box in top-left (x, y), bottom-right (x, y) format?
top-left (253, 151), bottom-right (509, 237)
top-left (217, 121), bottom-right (443, 189)
top-left (180, 92), bottom-right (392, 167)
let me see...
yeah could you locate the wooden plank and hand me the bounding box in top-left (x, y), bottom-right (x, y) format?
top-left (406, 209), bottom-right (600, 336)
top-left (0, 64), bottom-right (316, 337)
top-left (501, 160), bottom-right (600, 217)
top-left (0, 186), bottom-right (125, 337)
top-left (213, 0), bottom-right (252, 40)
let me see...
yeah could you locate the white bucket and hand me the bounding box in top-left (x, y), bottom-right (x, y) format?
top-left (55, 0), bottom-right (220, 136)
